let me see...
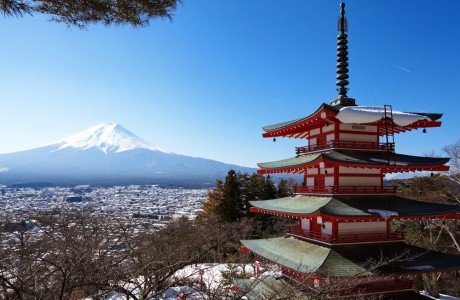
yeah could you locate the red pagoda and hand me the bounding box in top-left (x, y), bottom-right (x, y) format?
top-left (240, 3), bottom-right (460, 298)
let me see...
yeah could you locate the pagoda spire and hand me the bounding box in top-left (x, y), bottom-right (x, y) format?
top-left (336, 2), bottom-right (350, 100)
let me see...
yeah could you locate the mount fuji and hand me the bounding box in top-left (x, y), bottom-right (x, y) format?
top-left (0, 123), bottom-right (256, 186)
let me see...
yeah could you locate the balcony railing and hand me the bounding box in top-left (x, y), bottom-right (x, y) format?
top-left (295, 140), bottom-right (394, 154)
top-left (293, 185), bottom-right (397, 195)
top-left (287, 226), bottom-right (405, 244)
top-left (353, 279), bottom-right (414, 294)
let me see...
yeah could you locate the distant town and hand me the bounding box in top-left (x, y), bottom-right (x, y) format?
top-left (0, 184), bottom-right (207, 225)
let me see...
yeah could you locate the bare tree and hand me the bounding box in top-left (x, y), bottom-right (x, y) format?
top-left (443, 139), bottom-right (460, 203)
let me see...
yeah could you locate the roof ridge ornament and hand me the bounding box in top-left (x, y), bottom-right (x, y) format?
top-left (331, 2), bottom-right (356, 107)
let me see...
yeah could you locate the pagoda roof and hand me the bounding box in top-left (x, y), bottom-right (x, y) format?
top-left (262, 103), bottom-right (339, 132)
top-left (249, 195), bottom-right (460, 219)
top-left (262, 104), bottom-right (443, 138)
top-left (257, 150), bottom-right (449, 174)
top-left (234, 278), bottom-right (308, 300)
top-left (241, 236), bottom-right (460, 277)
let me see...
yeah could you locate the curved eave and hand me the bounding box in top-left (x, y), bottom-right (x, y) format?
top-left (262, 105), bottom-right (443, 138)
top-left (262, 104), bottom-right (339, 138)
top-left (257, 153), bottom-right (322, 174)
top-left (251, 206), bottom-right (460, 221)
top-left (241, 238), bottom-right (460, 277)
top-left (376, 119), bottom-right (442, 135)
top-left (249, 196), bottom-right (460, 220)
top-left (258, 160), bottom-right (449, 175)
top-left (249, 196), bottom-right (333, 217)
top-left (257, 151), bottom-right (450, 174)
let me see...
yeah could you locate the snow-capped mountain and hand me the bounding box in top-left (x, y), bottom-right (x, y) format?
top-left (0, 124), bottom-right (256, 186)
top-left (54, 123), bottom-right (167, 153)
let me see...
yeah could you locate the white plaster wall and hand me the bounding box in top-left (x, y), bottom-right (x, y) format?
top-left (338, 222), bottom-right (386, 234)
top-left (325, 176), bottom-right (334, 187)
top-left (339, 167), bottom-right (380, 174)
top-left (306, 178), bottom-right (314, 187)
top-left (323, 124), bottom-right (335, 132)
top-left (339, 133), bottom-right (376, 142)
top-left (322, 222), bottom-right (333, 235)
top-left (340, 124), bottom-right (377, 132)
top-left (309, 137), bottom-right (317, 146)
top-left (310, 128), bottom-right (321, 136)
top-left (301, 219), bottom-right (310, 230)
top-left (307, 168), bottom-right (318, 175)
top-left (339, 176), bottom-right (380, 186)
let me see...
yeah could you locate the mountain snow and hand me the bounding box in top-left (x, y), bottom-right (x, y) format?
top-left (0, 123), bottom-right (256, 185)
top-left (54, 123), bottom-right (168, 154)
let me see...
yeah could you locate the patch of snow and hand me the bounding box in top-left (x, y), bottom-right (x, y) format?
top-left (336, 106), bottom-right (430, 126)
top-left (52, 123), bottom-right (169, 153)
top-left (420, 291), bottom-right (460, 299)
top-left (83, 263), bottom-right (282, 300)
top-left (368, 209), bottom-right (398, 220)
top-left (401, 265), bottom-right (435, 270)
top-left (369, 158), bottom-right (409, 166)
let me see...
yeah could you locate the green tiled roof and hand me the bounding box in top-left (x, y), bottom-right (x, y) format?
top-left (233, 278), bottom-right (309, 300)
top-left (249, 196), bottom-right (332, 216)
top-left (262, 103), bottom-right (339, 132)
top-left (241, 237), bottom-right (460, 277)
top-left (250, 195), bottom-right (460, 217)
top-left (257, 150), bottom-right (450, 170)
top-left (258, 153), bottom-right (321, 169)
top-left (241, 237), bottom-right (330, 274)
top-left (241, 237), bottom-right (370, 277)
top-left (262, 116), bottom-right (307, 132)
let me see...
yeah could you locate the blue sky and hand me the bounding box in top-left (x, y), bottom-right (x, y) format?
top-left (0, 0), bottom-right (459, 168)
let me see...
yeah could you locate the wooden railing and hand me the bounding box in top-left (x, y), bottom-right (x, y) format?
top-left (287, 226), bottom-right (405, 244)
top-left (355, 279), bottom-right (413, 294)
top-left (283, 269), bottom-right (414, 294)
top-left (295, 140), bottom-right (394, 154)
top-left (293, 185), bottom-right (397, 195)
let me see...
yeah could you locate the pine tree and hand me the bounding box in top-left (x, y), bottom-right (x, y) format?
top-left (220, 170), bottom-right (243, 222)
top-left (198, 179), bottom-right (224, 222)
top-left (261, 175), bottom-right (277, 200)
top-left (199, 171), bottom-right (295, 224)
top-left (1, 0), bottom-right (181, 28)
top-left (277, 178), bottom-right (294, 198)
top-left (198, 170), bottom-right (243, 223)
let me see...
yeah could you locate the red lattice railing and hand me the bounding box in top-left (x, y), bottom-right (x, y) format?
top-left (295, 140), bottom-right (394, 154)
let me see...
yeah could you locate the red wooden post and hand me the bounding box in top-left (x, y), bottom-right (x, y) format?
top-left (254, 260), bottom-right (260, 278)
top-left (199, 268), bottom-right (205, 290)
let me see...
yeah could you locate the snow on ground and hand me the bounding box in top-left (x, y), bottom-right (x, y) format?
top-left (421, 291), bottom-right (460, 299)
top-left (86, 264), bottom-right (460, 300)
top-left (89, 263), bottom-right (282, 300)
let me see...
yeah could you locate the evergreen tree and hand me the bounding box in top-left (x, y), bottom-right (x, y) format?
top-left (198, 170), bottom-right (243, 223)
top-left (277, 178), bottom-right (294, 198)
top-left (198, 179), bottom-right (224, 222)
top-left (199, 171), bottom-right (295, 226)
top-left (262, 175), bottom-right (277, 200)
top-left (220, 170), bottom-right (243, 222)
top-left (1, 0), bottom-right (180, 28)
